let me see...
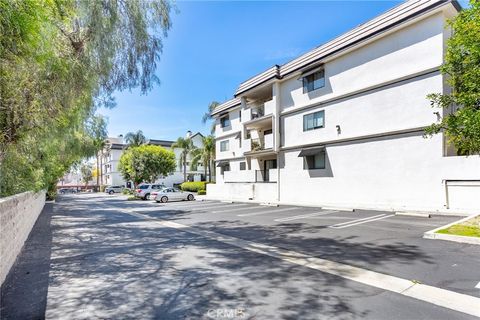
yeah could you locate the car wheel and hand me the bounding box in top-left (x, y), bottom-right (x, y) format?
top-left (160, 196), bottom-right (168, 203)
top-left (187, 194), bottom-right (194, 201)
top-left (109, 190), bottom-right (114, 195)
top-left (143, 193), bottom-right (150, 200)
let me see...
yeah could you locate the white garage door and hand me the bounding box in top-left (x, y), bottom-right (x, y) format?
top-left (447, 181), bottom-right (480, 211)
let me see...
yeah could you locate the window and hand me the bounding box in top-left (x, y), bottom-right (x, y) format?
top-left (239, 110), bottom-right (242, 122)
top-left (221, 163), bottom-right (230, 175)
top-left (303, 110), bottom-right (325, 131)
top-left (303, 69), bottom-right (325, 93)
top-left (220, 140), bottom-right (229, 152)
top-left (304, 151), bottom-right (326, 170)
top-left (220, 115), bottom-right (230, 128)
top-left (240, 162), bottom-right (246, 170)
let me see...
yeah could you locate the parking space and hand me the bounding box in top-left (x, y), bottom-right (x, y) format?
top-left (134, 198), bottom-right (480, 300)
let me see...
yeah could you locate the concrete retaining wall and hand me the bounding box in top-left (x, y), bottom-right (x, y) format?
top-left (0, 191), bottom-right (45, 285)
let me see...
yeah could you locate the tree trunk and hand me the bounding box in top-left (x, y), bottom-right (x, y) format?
top-left (96, 153), bottom-right (100, 191)
top-left (183, 153), bottom-right (187, 182)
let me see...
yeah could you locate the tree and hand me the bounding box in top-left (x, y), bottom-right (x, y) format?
top-left (80, 163), bottom-right (93, 189)
top-left (172, 137), bottom-right (196, 182)
top-left (191, 135), bottom-right (216, 182)
top-left (202, 101), bottom-right (220, 134)
top-left (125, 130), bottom-right (147, 147)
top-left (118, 145), bottom-right (176, 188)
top-left (0, 1), bottom-right (173, 197)
top-left (425, 1), bottom-right (480, 155)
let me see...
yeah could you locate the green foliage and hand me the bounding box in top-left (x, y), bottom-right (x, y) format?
top-left (122, 188), bottom-right (133, 195)
top-left (203, 101), bottom-right (220, 134)
top-left (172, 137), bottom-right (196, 182)
top-left (118, 145), bottom-right (176, 187)
top-left (0, 0), bottom-right (173, 197)
top-left (197, 189), bottom-right (206, 195)
top-left (125, 130), bottom-right (147, 147)
top-left (180, 181), bottom-right (208, 192)
top-left (80, 163), bottom-right (93, 185)
top-left (190, 135), bottom-right (216, 182)
top-left (425, 1), bottom-right (480, 154)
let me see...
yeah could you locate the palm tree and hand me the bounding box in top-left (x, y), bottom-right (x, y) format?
top-left (191, 135), bottom-right (215, 182)
top-left (124, 130), bottom-right (146, 147)
top-left (202, 101), bottom-right (220, 134)
top-left (172, 137), bottom-right (196, 182)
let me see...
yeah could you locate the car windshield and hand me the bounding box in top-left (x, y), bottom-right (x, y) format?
top-left (139, 185), bottom-right (150, 189)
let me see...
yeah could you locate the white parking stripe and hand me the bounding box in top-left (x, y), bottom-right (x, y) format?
top-left (330, 214), bottom-right (394, 229)
top-left (475, 281), bottom-right (480, 289)
top-left (190, 203), bottom-right (249, 211)
top-left (164, 201), bottom-right (217, 207)
top-left (237, 207), bottom-right (300, 217)
top-left (331, 214), bottom-right (387, 226)
top-left (274, 210), bottom-right (338, 222)
top-left (122, 209), bottom-right (480, 318)
top-left (212, 206), bottom-right (261, 213)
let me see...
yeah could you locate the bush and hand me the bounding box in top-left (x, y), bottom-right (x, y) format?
top-left (122, 188), bottom-right (133, 195)
top-left (180, 181), bottom-right (208, 192)
top-left (197, 189), bottom-right (206, 195)
top-left (100, 185), bottom-right (107, 192)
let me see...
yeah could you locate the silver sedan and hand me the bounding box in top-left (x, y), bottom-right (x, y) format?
top-left (153, 187), bottom-right (195, 203)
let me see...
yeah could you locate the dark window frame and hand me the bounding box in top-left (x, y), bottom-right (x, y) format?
top-left (303, 110), bottom-right (325, 132)
top-left (220, 140), bottom-right (229, 152)
top-left (302, 69), bottom-right (325, 93)
top-left (220, 115), bottom-right (231, 128)
top-left (303, 151), bottom-right (326, 170)
top-left (239, 162), bottom-right (246, 170)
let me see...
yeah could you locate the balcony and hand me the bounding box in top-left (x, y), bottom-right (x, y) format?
top-left (246, 133), bottom-right (275, 157)
top-left (251, 134), bottom-right (273, 151)
top-left (255, 169), bottom-right (278, 183)
top-left (223, 169), bottom-right (277, 183)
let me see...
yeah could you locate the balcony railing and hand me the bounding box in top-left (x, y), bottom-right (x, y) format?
top-left (255, 170), bottom-right (269, 182)
top-left (251, 134), bottom-right (273, 152)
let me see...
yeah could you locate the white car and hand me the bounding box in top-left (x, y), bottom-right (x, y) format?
top-left (105, 185), bottom-right (124, 194)
top-left (154, 187), bottom-right (195, 203)
top-left (135, 183), bottom-right (165, 200)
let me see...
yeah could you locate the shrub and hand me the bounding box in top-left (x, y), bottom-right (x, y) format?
top-left (100, 185), bottom-right (107, 192)
top-left (197, 189), bottom-right (206, 195)
top-left (180, 181), bottom-right (208, 192)
top-left (122, 188), bottom-right (133, 195)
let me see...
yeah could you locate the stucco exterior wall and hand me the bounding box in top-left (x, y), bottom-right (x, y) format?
top-left (0, 191), bottom-right (45, 285)
top-left (279, 134), bottom-right (480, 212)
top-left (279, 12), bottom-right (446, 113)
top-left (281, 72), bottom-right (443, 148)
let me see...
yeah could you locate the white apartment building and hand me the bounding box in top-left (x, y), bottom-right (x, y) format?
top-left (99, 131), bottom-right (205, 188)
top-left (208, 0), bottom-right (480, 213)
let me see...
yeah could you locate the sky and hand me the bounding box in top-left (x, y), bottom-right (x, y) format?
top-left (98, 0), bottom-right (459, 141)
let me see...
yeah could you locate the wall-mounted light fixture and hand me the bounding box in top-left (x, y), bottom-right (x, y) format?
top-left (336, 125), bottom-right (341, 134)
top-left (433, 111), bottom-right (441, 121)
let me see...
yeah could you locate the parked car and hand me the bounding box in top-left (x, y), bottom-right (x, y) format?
top-left (135, 184), bottom-right (165, 200)
top-left (154, 187), bottom-right (195, 203)
top-left (58, 188), bottom-right (77, 194)
top-left (105, 185), bottom-right (124, 195)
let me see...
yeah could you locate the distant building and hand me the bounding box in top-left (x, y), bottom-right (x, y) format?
top-left (97, 132), bottom-right (205, 188)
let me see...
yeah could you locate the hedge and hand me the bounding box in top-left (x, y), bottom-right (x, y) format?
top-left (180, 181), bottom-right (208, 192)
top-left (197, 190), bottom-right (206, 195)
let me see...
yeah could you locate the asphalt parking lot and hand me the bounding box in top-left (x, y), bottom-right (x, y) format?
top-left (132, 198), bottom-right (480, 299)
top-left (2, 193), bottom-right (479, 320)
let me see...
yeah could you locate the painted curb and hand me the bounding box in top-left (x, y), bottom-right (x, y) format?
top-left (423, 213), bottom-right (480, 245)
top-left (395, 212), bottom-right (431, 218)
